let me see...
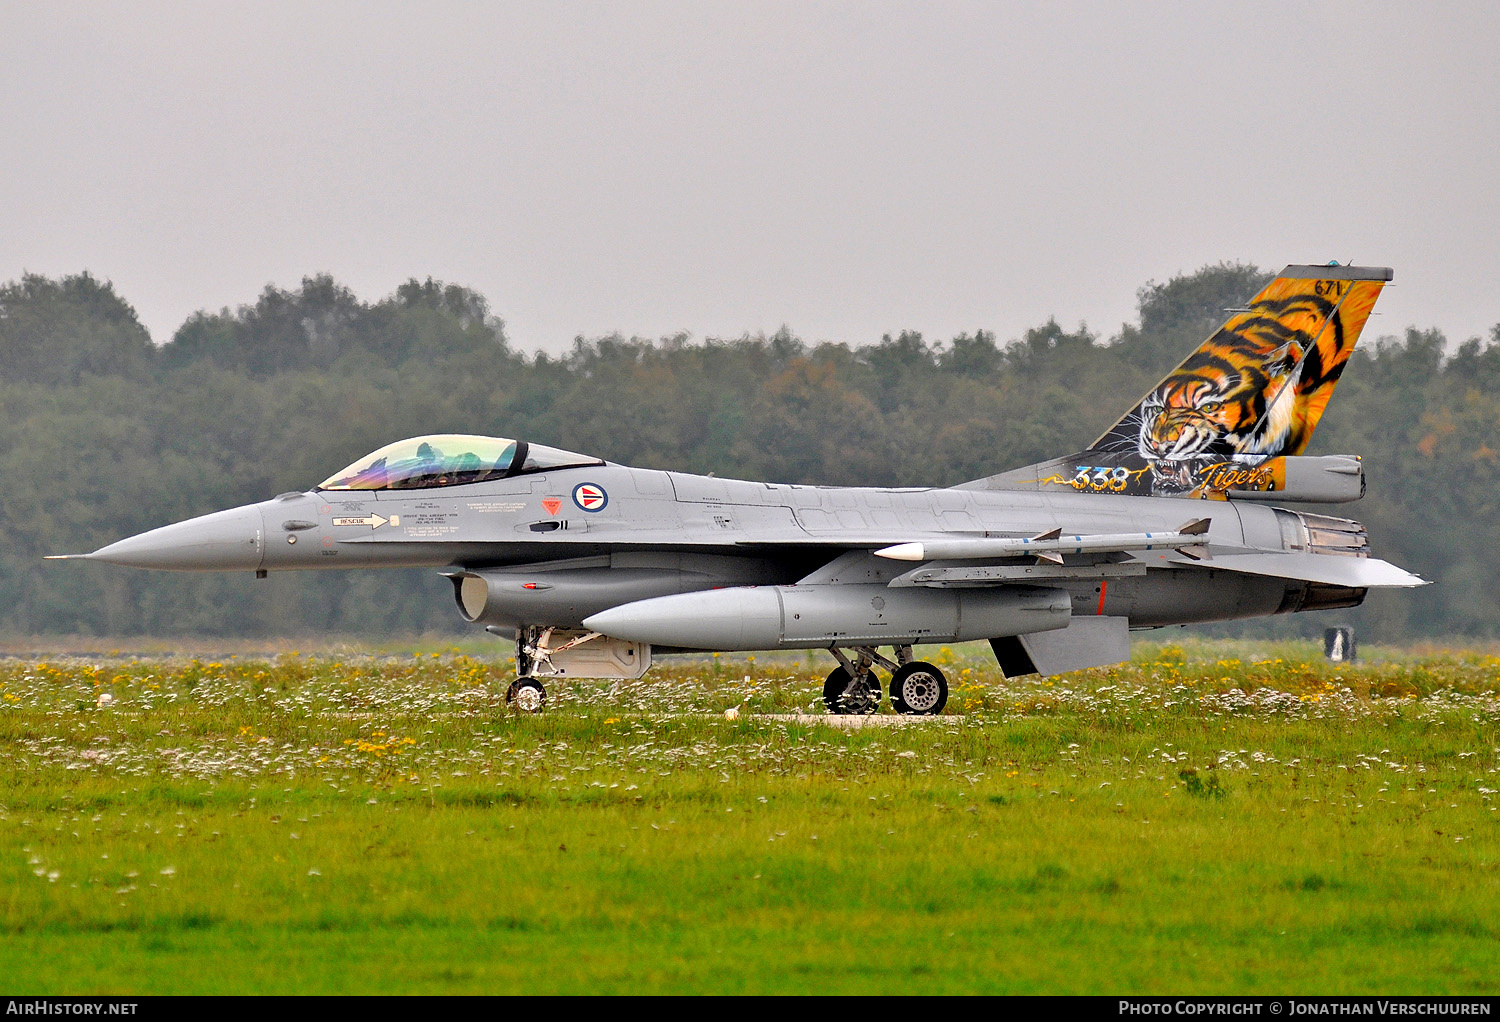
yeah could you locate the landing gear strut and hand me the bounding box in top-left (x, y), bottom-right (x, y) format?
top-left (516, 625), bottom-right (603, 679)
top-left (822, 645), bottom-right (947, 715)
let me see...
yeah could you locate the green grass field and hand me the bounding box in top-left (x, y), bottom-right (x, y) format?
top-left (2, 639), bottom-right (1497, 994)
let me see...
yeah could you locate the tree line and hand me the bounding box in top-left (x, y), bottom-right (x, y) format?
top-left (2, 265), bottom-right (1495, 641)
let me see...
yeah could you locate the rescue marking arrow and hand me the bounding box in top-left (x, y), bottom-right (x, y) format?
top-left (333, 514), bottom-right (389, 530)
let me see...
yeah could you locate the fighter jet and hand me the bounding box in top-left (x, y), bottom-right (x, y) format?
top-left (50, 264), bottom-right (1424, 714)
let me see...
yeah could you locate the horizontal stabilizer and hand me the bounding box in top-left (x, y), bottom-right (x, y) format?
top-left (1188, 552), bottom-right (1426, 588)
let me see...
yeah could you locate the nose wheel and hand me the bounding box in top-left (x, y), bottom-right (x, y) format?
top-left (506, 678), bottom-right (546, 713)
top-left (890, 661), bottom-right (948, 715)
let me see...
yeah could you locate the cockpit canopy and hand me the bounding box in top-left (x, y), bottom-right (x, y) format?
top-left (317, 434), bottom-right (603, 491)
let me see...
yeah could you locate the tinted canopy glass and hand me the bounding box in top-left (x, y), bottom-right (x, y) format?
top-left (317, 434), bottom-right (602, 491)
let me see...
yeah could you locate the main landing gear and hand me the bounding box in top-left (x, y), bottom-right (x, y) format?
top-left (822, 645), bottom-right (948, 716)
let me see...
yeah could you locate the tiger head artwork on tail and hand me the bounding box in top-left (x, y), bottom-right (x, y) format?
top-left (1046, 264), bottom-right (1390, 499)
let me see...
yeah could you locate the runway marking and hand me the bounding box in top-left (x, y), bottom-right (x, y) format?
top-left (724, 713), bottom-right (949, 727)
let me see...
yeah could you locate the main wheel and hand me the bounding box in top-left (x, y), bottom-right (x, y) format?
top-left (506, 677), bottom-right (547, 713)
top-left (822, 666), bottom-right (881, 715)
top-left (890, 661), bottom-right (947, 715)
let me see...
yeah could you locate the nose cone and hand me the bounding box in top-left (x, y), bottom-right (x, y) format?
top-left (84, 505), bottom-right (265, 571)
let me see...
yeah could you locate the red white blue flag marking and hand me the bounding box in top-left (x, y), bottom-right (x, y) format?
top-left (572, 482), bottom-right (608, 512)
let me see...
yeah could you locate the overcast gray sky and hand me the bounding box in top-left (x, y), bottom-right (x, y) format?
top-left (3, 1), bottom-right (1497, 353)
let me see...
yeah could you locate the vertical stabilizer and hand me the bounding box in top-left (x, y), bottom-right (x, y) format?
top-left (967, 264), bottom-right (1391, 499)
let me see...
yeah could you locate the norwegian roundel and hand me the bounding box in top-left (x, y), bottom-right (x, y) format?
top-left (572, 482), bottom-right (608, 512)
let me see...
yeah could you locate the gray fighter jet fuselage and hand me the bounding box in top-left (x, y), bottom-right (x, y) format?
top-left (52, 264), bottom-right (1425, 714)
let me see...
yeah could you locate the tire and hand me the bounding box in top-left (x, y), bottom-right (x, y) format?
top-left (822, 666), bottom-right (881, 715)
top-left (506, 678), bottom-right (547, 713)
top-left (890, 661), bottom-right (947, 715)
